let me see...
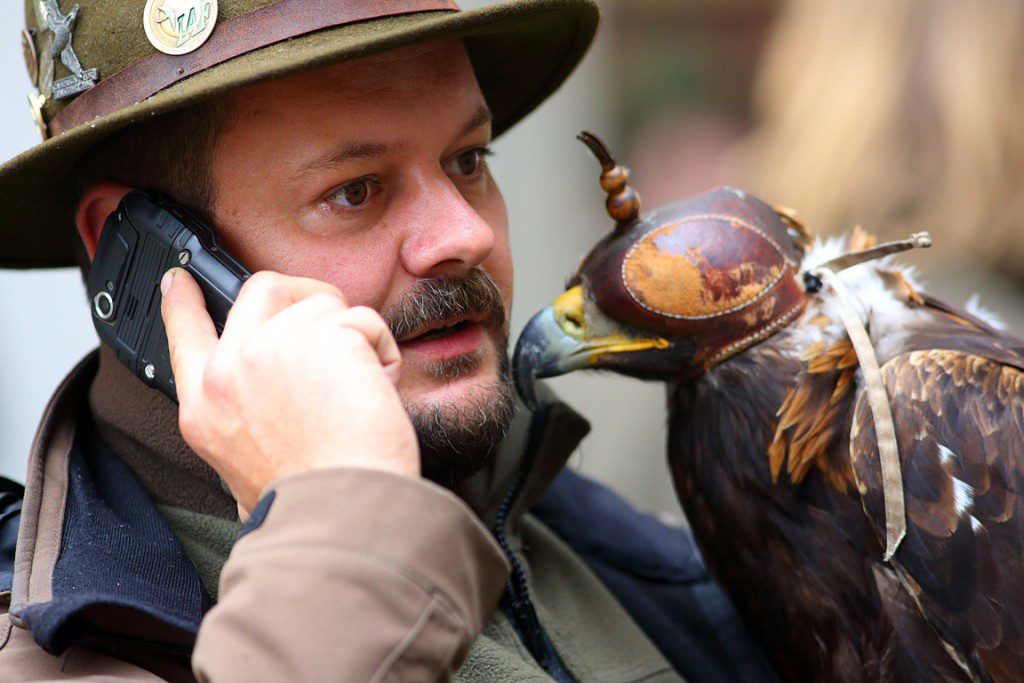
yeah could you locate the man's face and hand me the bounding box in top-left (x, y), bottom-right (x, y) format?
top-left (208, 40), bottom-right (514, 481)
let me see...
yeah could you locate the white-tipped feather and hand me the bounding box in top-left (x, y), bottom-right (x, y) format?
top-left (952, 478), bottom-right (974, 516)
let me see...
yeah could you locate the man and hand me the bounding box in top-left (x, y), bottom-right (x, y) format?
top-left (0, 1), bottom-right (775, 680)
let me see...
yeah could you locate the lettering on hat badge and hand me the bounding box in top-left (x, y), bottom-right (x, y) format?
top-left (144, 0), bottom-right (219, 56)
top-left (38, 0), bottom-right (99, 101)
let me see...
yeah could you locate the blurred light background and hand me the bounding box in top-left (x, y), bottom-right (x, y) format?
top-left (2, 0), bottom-right (1022, 520)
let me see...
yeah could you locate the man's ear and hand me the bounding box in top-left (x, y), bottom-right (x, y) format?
top-left (75, 182), bottom-right (135, 260)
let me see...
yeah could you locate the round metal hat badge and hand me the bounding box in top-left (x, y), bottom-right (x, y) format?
top-left (144, 0), bottom-right (218, 56)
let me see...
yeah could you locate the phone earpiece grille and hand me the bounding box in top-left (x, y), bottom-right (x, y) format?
top-left (121, 235), bottom-right (165, 351)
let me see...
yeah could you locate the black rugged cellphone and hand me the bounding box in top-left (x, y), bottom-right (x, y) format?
top-left (87, 191), bottom-right (251, 402)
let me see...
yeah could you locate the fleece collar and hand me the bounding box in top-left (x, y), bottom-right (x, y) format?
top-left (89, 345), bottom-right (237, 520)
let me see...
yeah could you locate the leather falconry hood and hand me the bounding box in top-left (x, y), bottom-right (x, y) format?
top-left (573, 132), bottom-right (810, 373)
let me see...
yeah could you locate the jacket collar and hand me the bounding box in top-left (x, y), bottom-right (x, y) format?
top-left (10, 351), bottom-right (206, 659)
top-left (9, 350), bottom-right (589, 657)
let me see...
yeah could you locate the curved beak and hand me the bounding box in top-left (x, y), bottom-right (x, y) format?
top-left (512, 286), bottom-right (669, 409)
top-left (513, 305), bottom-right (592, 409)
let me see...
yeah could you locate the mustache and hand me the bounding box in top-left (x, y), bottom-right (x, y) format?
top-left (384, 269), bottom-right (507, 341)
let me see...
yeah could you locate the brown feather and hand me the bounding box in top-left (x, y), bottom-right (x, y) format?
top-left (851, 348), bottom-right (1024, 678)
top-left (771, 338), bottom-right (859, 490)
top-left (775, 383), bottom-right (811, 429)
top-left (799, 339), bottom-right (827, 362)
top-left (768, 432), bottom-right (787, 483)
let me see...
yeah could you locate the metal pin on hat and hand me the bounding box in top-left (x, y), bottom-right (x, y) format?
top-left (144, 0), bottom-right (219, 56)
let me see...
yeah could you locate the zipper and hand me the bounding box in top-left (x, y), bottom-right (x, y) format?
top-left (492, 403), bottom-right (576, 683)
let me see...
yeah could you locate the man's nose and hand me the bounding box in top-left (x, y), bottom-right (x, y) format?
top-left (398, 177), bottom-right (496, 278)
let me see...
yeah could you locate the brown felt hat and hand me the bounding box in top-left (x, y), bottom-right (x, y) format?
top-left (1, 0), bottom-right (599, 268)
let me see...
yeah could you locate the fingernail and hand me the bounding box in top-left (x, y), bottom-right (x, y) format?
top-left (161, 269), bottom-right (175, 295)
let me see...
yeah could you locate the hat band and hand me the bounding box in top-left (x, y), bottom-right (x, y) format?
top-left (48, 0), bottom-right (459, 138)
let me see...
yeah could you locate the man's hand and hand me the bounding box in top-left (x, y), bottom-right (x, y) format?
top-left (161, 268), bottom-right (420, 515)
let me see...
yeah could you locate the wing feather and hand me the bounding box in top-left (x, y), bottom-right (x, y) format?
top-left (851, 350), bottom-right (1024, 677)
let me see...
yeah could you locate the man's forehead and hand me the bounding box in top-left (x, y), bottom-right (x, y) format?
top-left (297, 104), bottom-right (492, 176)
top-left (213, 39), bottom-right (490, 176)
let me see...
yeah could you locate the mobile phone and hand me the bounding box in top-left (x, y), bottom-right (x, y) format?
top-left (87, 190), bottom-right (251, 402)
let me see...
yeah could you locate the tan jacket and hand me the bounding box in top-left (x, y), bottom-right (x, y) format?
top-left (0, 352), bottom-right (681, 682)
top-left (0, 352), bottom-right (511, 681)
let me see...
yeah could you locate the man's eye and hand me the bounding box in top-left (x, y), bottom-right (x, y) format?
top-left (448, 147), bottom-right (493, 178)
top-left (329, 179), bottom-right (377, 208)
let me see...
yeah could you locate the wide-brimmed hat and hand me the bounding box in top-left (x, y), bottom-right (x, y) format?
top-left (0, 0), bottom-right (599, 268)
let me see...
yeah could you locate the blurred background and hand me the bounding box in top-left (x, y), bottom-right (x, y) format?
top-left (2, 0), bottom-right (1022, 520)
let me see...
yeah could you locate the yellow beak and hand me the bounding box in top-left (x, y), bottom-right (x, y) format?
top-left (513, 286), bottom-right (669, 407)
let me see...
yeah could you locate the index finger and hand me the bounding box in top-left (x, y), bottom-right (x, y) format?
top-left (218, 271), bottom-right (347, 357)
top-left (161, 268), bottom-right (217, 402)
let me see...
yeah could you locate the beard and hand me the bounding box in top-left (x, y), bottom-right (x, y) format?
top-left (383, 270), bottom-right (516, 487)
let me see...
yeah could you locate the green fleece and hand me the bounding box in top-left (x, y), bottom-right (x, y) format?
top-left (157, 504), bottom-right (240, 601)
top-left (454, 514), bottom-right (682, 682)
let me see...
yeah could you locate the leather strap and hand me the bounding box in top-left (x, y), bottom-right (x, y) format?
top-left (804, 231), bottom-right (932, 562)
top-left (812, 267), bottom-right (906, 562)
top-left (50, 0), bottom-right (459, 137)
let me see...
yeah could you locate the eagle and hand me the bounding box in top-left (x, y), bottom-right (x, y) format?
top-left (513, 133), bottom-right (1024, 682)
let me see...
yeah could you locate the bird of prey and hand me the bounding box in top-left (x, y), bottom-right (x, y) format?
top-left (514, 133), bottom-right (1024, 682)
